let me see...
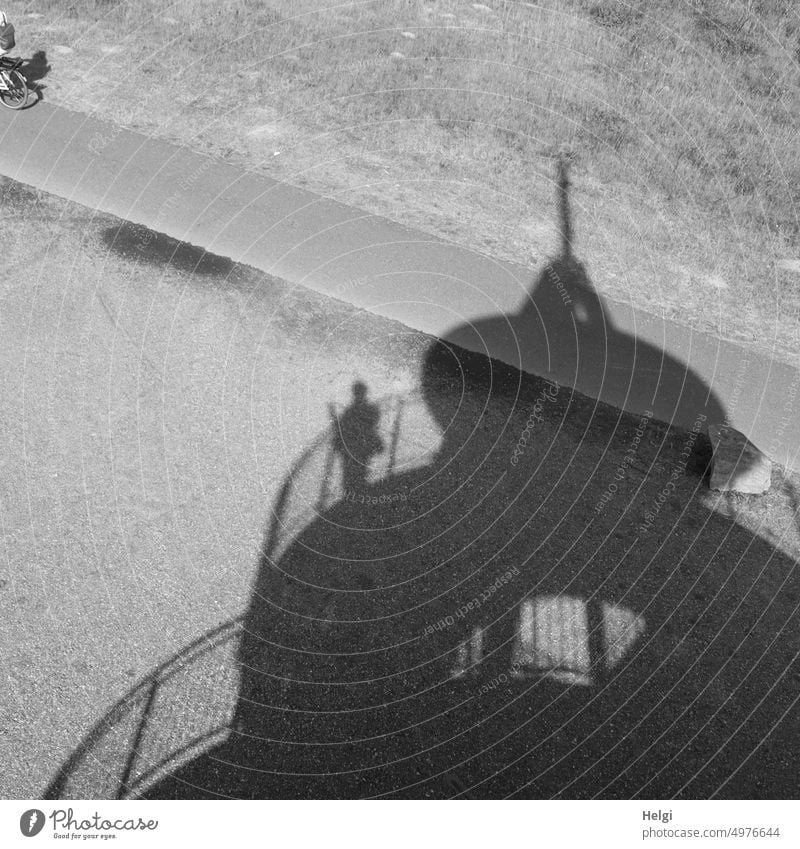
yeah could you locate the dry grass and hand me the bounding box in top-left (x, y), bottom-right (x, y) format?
top-left (21, 0), bottom-right (800, 361)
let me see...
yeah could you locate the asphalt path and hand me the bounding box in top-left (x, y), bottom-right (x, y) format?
top-left (0, 102), bottom-right (797, 473)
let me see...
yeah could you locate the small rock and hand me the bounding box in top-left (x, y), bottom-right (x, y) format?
top-left (390, 51), bottom-right (405, 59)
top-left (777, 259), bottom-right (800, 274)
top-left (708, 425), bottom-right (771, 494)
top-left (53, 45), bottom-right (73, 54)
top-left (248, 124), bottom-right (275, 137)
top-left (401, 31), bottom-right (416, 39)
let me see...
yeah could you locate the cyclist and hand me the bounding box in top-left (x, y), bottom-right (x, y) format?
top-left (0, 10), bottom-right (25, 106)
top-left (0, 11), bottom-right (14, 57)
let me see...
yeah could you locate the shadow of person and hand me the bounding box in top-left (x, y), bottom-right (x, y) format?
top-left (331, 381), bottom-right (385, 496)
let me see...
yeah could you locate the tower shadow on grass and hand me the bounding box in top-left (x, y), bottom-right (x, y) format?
top-left (45, 161), bottom-right (798, 801)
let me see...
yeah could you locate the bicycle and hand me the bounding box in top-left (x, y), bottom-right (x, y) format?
top-left (0, 56), bottom-right (27, 109)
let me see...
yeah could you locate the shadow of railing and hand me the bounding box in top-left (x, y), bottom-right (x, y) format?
top-left (44, 392), bottom-right (430, 800)
top-left (44, 619), bottom-right (243, 800)
top-left (264, 389), bottom-right (437, 566)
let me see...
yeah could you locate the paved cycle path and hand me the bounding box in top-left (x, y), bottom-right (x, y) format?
top-left (1, 102), bottom-right (797, 472)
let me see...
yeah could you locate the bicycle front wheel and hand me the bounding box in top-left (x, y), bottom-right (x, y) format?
top-left (0, 70), bottom-right (28, 109)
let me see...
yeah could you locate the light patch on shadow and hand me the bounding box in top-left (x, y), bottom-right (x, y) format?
top-left (512, 596), bottom-right (591, 685)
top-left (603, 602), bottom-right (646, 669)
top-left (511, 596), bottom-right (645, 686)
top-left (452, 627), bottom-right (485, 678)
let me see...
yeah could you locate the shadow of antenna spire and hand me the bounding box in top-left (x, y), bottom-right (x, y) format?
top-left (557, 150), bottom-right (574, 261)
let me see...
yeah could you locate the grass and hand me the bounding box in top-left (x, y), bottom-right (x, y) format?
top-left (20, 0), bottom-right (800, 361)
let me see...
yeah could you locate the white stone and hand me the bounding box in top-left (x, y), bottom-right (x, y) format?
top-left (248, 124), bottom-right (277, 137)
top-left (708, 425), bottom-right (771, 494)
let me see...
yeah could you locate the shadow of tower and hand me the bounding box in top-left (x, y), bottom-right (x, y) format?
top-left (43, 160), bottom-right (798, 802)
